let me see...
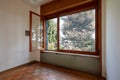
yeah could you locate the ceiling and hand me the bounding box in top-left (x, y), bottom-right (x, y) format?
top-left (22, 0), bottom-right (53, 8)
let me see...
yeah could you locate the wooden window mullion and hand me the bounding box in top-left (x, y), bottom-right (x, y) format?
top-left (57, 17), bottom-right (60, 51)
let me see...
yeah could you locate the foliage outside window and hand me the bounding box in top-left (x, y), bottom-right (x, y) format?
top-left (46, 9), bottom-right (96, 52)
top-left (46, 18), bottom-right (57, 50)
top-left (43, 1), bottom-right (102, 55)
top-left (59, 9), bottom-right (95, 52)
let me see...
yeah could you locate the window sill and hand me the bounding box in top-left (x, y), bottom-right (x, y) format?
top-left (41, 50), bottom-right (100, 58)
top-left (30, 48), bottom-right (44, 52)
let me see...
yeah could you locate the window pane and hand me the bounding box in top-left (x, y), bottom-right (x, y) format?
top-left (46, 18), bottom-right (57, 50)
top-left (59, 9), bottom-right (95, 52)
top-left (31, 14), bottom-right (42, 50)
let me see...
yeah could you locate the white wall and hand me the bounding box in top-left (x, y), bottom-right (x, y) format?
top-left (106, 0), bottom-right (120, 80)
top-left (30, 51), bottom-right (40, 61)
top-left (0, 0), bottom-right (40, 72)
top-left (102, 0), bottom-right (106, 77)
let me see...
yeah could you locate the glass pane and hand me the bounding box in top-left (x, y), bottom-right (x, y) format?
top-left (59, 9), bottom-right (95, 52)
top-left (32, 14), bottom-right (43, 50)
top-left (46, 18), bottom-right (57, 50)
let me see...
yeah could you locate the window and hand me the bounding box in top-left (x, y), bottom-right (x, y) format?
top-left (59, 9), bottom-right (95, 52)
top-left (43, 0), bottom-right (101, 55)
top-left (46, 18), bottom-right (57, 50)
top-left (29, 11), bottom-right (43, 52)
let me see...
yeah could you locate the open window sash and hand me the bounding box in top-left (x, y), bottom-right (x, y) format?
top-left (29, 11), bottom-right (44, 52)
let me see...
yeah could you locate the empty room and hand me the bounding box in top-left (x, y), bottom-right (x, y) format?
top-left (0, 0), bottom-right (120, 80)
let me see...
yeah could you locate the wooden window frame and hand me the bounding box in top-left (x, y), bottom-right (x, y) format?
top-left (29, 11), bottom-right (44, 52)
top-left (42, 0), bottom-right (101, 56)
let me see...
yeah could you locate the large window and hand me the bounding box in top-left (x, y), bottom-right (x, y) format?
top-left (43, 1), bottom-right (101, 55)
top-left (59, 9), bottom-right (95, 52)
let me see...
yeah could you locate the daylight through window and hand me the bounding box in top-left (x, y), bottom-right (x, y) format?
top-left (59, 9), bottom-right (95, 52)
top-left (43, 0), bottom-right (101, 55)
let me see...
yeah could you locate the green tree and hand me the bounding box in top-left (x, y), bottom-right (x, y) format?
top-left (47, 19), bottom-right (57, 50)
top-left (60, 10), bottom-right (95, 51)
